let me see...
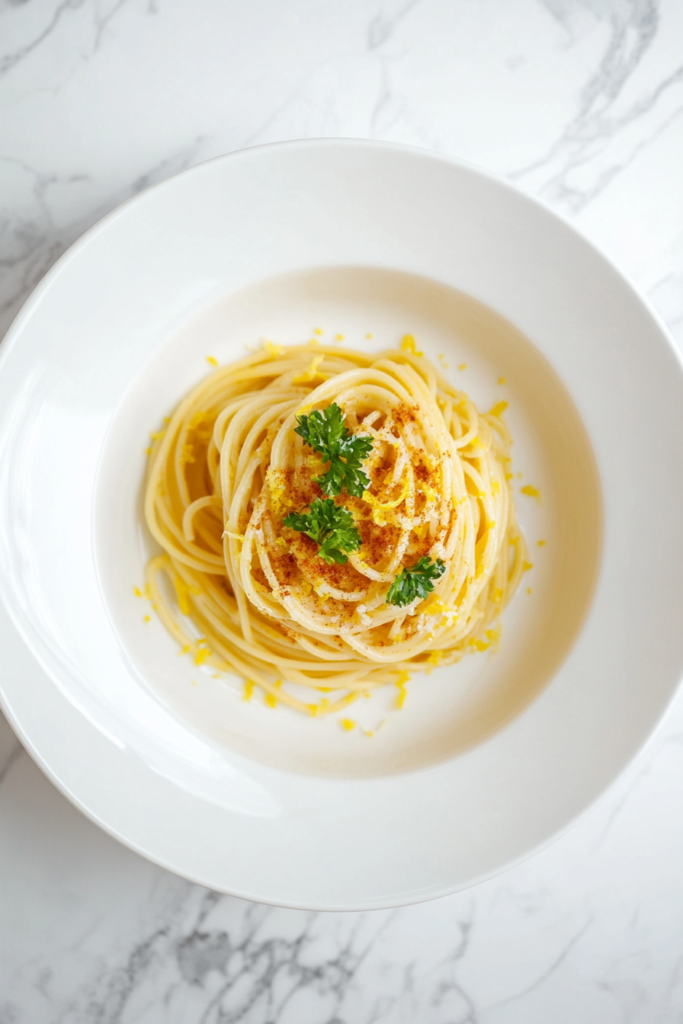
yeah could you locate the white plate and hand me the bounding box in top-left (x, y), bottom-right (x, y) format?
top-left (1, 140), bottom-right (682, 910)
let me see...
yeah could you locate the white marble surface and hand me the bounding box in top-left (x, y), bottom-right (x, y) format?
top-left (1, 0), bottom-right (683, 1020)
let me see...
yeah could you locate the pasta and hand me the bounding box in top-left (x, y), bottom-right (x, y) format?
top-left (144, 341), bottom-right (527, 716)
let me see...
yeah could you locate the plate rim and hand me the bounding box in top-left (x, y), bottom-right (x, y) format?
top-left (1, 137), bottom-right (682, 909)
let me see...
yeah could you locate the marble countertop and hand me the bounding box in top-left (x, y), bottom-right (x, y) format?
top-left (1, 1), bottom-right (683, 1021)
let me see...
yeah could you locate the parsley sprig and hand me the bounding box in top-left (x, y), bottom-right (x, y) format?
top-left (283, 498), bottom-right (362, 565)
top-left (387, 557), bottom-right (446, 607)
top-left (294, 403), bottom-right (374, 497)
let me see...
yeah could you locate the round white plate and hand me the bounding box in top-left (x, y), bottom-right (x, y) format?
top-left (1, 140), bottom-right (682, 910)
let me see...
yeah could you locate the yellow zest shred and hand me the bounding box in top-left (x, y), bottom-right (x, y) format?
top-left (177, 644), bottom-right (190, 656)
top-left (362, 475), bottom-right (409, 524)
top-left (493, 588), bottom-right (503, 603)
top-left (145, 447), bottom-right (152, 457)
top-left (267, 469), bottom-right (292, 513)
top-left (314, 327), bottom-right (323, 336)
top-left (143, 615), bottom-right (150, 623)
top-left (264, 341), bottom-right (283, 359)
top-left (335, 333), bottom-right (344, 342)
top-left (421, 594), bottom-right (446, 615)
top-left (194, 646), bottom-right (210, 666)
top-left (491, 481), bottom-right (500, 494)
top-left (527, 587), bottom-right (533, 594)
top-left (265, 692), bottom-right (278, 708)
top-left (133, 586), bottom-right (143, 598)
top-left (401, 334), bottom-right (423, 356)
top-left (498, 376), bottom-right (506, 385)
top-left (458, 363), bottom-right (467, 371)
top-left (521, 484), bottom-right (540, 499)
top-left (206, 356), bottom-right (218, 366)
top-left (317, 686), bottom-right (331, 693)
top-left (366, 333), bottom-right (373, 340)
top-left (488, 400), bottom-right (508, 418)
top-left (173, 574), bottom-right (192, 615)
top-left (243, 680), bottom-right (254, 702)
top-left (340, 718), bottom-right (356, 731)
top-left (292, 355), bottom-right (325, 384)
top-left (523, 561), bottom-right (533, 573)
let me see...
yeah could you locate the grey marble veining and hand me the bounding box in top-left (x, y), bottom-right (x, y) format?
top-left (1, 0), bottom-right (683, 1021)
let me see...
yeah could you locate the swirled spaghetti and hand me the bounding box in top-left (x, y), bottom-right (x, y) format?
top-left (144, 341), bottom-right (527, 716)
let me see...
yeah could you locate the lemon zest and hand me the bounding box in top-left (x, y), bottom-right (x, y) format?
top-left (292, 355), bottom-right (325, 384)
top-left (401, 334), bottom-right (423, 356)
top-left (488, 401), bottom-right (508, 418)
top-left (173, 574), bottom-right (192, 615)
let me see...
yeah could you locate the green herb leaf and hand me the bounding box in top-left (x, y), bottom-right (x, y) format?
top-left (283, 498), bottom-right (362, 565)
top-left (294, 403), bottom-right (374, 497)
top-left (386, 557), bottom-right (446, 607)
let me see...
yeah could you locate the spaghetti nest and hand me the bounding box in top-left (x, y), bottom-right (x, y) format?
top-left (144, 343), bottom-right (526, 716)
